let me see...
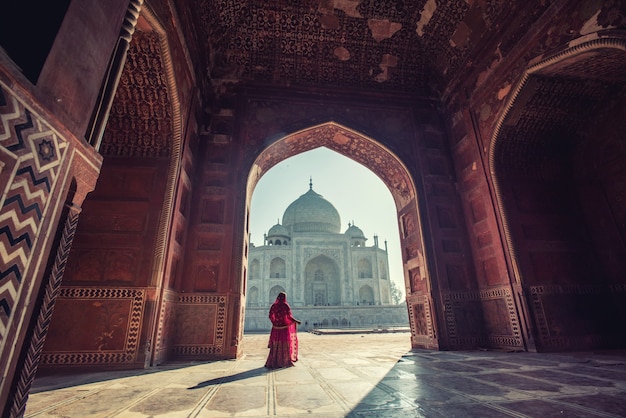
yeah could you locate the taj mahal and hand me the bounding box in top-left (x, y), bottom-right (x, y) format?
top-left (244, 180), bottom-right (409, 331)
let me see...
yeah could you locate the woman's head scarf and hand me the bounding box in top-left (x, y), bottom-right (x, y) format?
top-left (275, 291), bottom-right (287, 303)
top-left (269, 291), bottom-right (291, 325)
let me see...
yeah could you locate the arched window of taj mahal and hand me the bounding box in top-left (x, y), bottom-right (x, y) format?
top-left (248, 286), bottom-right (259, 306)
top-left (305, 255), bottom-right (340, 306)
top-left (269, 257), bottom-right (286, 278)
top-left (269, 285), bottom-right (286, 304)
top-left (359, 285), bottom-right (375, 305)
top-left (379, 261), bottom-right (387, 279)
top-left (249, 259), bottom-right (260, 280)
top-left (314, 289), bottom-right (326, 306)
top-left (358, 258), bottom-right (372, 278)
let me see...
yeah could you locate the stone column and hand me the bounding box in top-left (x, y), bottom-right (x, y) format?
top-left (6, 204), bottom-right (82, 418)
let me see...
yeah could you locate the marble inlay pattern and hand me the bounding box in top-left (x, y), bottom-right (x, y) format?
top-left (0, 83), bottom-right (69, 343)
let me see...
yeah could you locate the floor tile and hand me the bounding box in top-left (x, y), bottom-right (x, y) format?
top-left (24, 332), bottom-right (626, 417)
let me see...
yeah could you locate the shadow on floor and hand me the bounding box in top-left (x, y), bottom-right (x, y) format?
top-left (344, 349), bottom-right (626, 417)
top-left (188, 366), bottom-right (269, 389)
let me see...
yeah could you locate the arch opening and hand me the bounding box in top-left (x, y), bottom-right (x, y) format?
top-left (243, 122), bottom-right (430, 346)
top-left (490, 35), bottom-right (626, 351)
top-left (305, 255), bottom-right (341, 306)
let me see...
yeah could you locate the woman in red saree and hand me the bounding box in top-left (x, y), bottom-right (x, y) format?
top-left (265, 292), bottom-right (301, 368)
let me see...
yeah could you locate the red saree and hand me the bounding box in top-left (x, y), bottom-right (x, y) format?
top-left (265, 292), bottom-right (299, 368)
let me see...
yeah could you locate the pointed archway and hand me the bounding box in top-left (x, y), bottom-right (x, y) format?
top-left (304, 254), bottom-right (341, 306)
top-left (243, 122), bottom-right (438, 350)
top-left (489, 32), bottom-right (626, 351)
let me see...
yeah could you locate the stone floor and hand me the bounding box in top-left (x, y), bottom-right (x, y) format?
top-left (24, 331), bottom-right (626, 417)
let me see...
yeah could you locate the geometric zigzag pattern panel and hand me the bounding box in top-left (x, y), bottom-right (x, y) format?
top-left (0, 82), bottom-right (68, 340)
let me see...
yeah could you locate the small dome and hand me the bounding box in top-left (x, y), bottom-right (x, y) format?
top-left (282, 184), bottom-right (341, 233)
top-left (345, 223), bottom-right (366, 239)
top-left (268, 222), bottom-right (290, 238)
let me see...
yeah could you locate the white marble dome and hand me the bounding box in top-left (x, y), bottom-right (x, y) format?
top-left (282, 186), bottom-right (341, 233)
top-left (267, 222), bottom-right (290, 238)
top-left (345, 223), bottom-right (366, 239)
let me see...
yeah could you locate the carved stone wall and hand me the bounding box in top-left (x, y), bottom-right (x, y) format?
top-left (233, 92), bottom-right (484, 351)
top-left (0, 83), bottom-right (69, 344)
top-left (41, 288), bottom-right (145, 366)
top-left (0, 74), bottom-right (102, 410)
top-left (6, 6), bottom-right (626, 403)
top-left (41, 157), bottom-right (169, 368)
top-left (101, 30), bottom-right (172, 158)
top-left (169, 294), bottom-right (227, 358)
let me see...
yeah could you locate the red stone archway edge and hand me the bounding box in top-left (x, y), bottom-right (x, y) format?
top-left (245, 121), bottom-right (438, 350)
top-left (488, 31), bottom-right (626, 286)
top-left (248, 122), bottom-right (415, 210)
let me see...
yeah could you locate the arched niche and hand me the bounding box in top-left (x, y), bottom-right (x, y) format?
top-left (249, 259), bottom-right (260, 280)
top-left (489, 32), bottom-right (626, 351)
top-left (269, 285), bottom-right (286, 305)
top-left (269, 257), bottom-right (286, 278)
top-left (304, 254), bottom-right (341, 306)
top-left (244, 122), bottom-right (437, 349)
top-left (359, 285), bottom-right (375, 305)
top-left (358, 258), bottom-right (373, 278)
top-left (248, 286), bottom-right (259, 306)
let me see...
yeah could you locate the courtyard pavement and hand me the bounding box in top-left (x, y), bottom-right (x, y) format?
top-left (24, 331), bottom-right (626, 417)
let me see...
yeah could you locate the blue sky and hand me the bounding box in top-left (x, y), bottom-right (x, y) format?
top-left (249, 147), bottom-right (405, 296)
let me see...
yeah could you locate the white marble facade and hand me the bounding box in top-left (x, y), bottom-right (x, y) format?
top-left (245, 183), bottom-right (408, 331)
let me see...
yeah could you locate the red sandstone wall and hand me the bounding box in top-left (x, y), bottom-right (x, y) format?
top-left (0, 0), bottom-right (127, 411)
top-left (445, 2), bottom-right (626, 350)
top-left (4, 9), bottom-right (625, 412)
top-left (216, 89), bottom-right (484, 351)
top-left (41, 158), bottom-right (169, 369)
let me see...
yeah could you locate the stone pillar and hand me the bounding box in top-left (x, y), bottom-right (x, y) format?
top-left (5, 203), bottom-right (82, 418)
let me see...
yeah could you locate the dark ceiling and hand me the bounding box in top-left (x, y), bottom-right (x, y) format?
top-left (178, 0), bottom-right (550, 98)
top-left (103, 2), bottom-right (626, 158)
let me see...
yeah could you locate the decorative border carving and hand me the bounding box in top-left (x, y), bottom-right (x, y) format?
top-left (529, 283), bottom-right (626, 349)
top-left (407, 293), bottom-right (436, 349)
top-left (8, 205), bottom-right (81, 418)
top-left (170, 294), bottom-right (227, 357)
top-left (488, 34), bottom-right (626, 288)
top-left (0, 82), bottom-right (69, 343)
top-left (153, 289), bottom-right (178, 359)
top-left (303, 247), bottom-right (342, 264)
top-left (40, 288), bottom-right (145, 365)
top-left (443, 291), bottom-right (479, 342)
top-left (250, 122), bottom-right (415, 209)
top-left (443, 286), bottom-right (522, 349)
top-left (133, 5), bottom-right (184, 365)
